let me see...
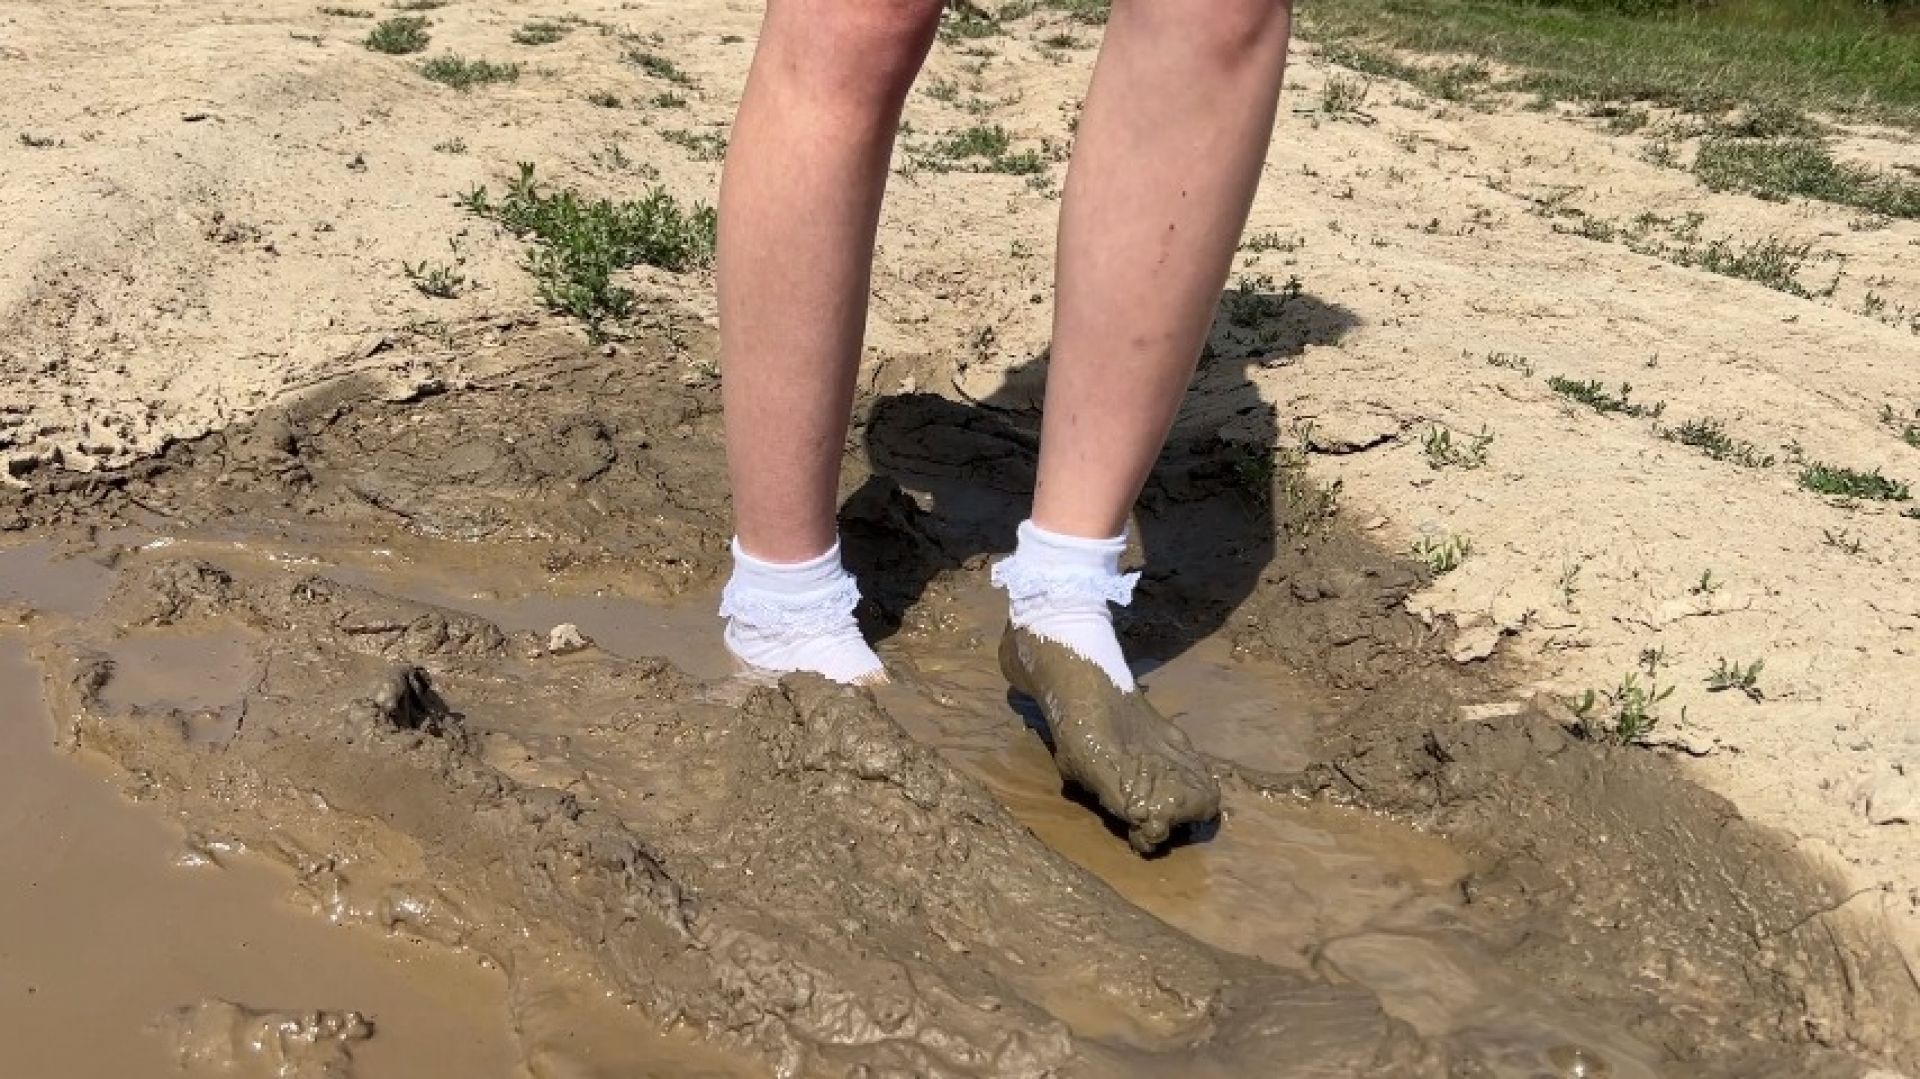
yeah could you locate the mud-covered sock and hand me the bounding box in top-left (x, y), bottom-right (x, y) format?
top-left (718, 538), bottom-right (887, 686)
top-left (991, 520), bottom-right (1140, 692)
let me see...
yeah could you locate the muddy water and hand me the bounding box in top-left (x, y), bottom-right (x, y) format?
top-left (0, 542), bottom-right (759, 1079)
top-left (179, 532), bottom-right (1667, 1076)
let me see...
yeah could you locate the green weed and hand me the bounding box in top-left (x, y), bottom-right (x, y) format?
top-left (431, 136), bottom-right (467, 153)
top-left (391, 0), bottom-right (444, 9)
top-left (1659, 417), bottom-right (1775, 468)
top-left (662, 128), bottom-right (728, 162)
top-left (587, 91), bottom-right (622, 108)
top-left (513, 20), bottom-right (571, 45)
top-left (1485, 351), bottom-right (1536, 376)
top-left (404, 260), bottom-right (466, 298)
top-left (1413, 533), bottom-right (1473, 574)
top-left (420, 55), bottom-right (520, 90)
top-left (1423, 424), bottom-right (1494, 470)
top-left (1880, 404), bottom-right (1920, 448)
top-left (912, 125), bottom-right (1048, 176)
top-left (1322, 74), bottom-right (1373, 117)
top-left (319, 6), bottom-right (373, 16)
top-left (1548, 376), bottom-right (1665, 418)
top-left (364, 15), bottom-right (430, 54)
top-left (1569, 671), bottom-right (1674, 745)
top-left (1799, 461), bottom-right (1910, 500)
top-left (628, 49), bottom-right (694, 86)
top-left (1706, 657), bottom-right (1765, 701)
top-left (462, 163), bottom-right (716, 334)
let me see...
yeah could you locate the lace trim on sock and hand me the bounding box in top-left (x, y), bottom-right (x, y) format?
top-left (718, 576), bottom-right (865, 639)
top-left (989, 557), bottom-right (1140, 609)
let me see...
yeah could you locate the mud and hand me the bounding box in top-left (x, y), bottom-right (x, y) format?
top-left (4, 345), bottom-right (1919, 1076)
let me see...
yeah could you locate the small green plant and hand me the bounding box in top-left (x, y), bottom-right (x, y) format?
top-left (627, 49), bottom-right (694, 86)
top-left (939, 1), bottom-right (1003, 41)
top-left (513, 20), bottom-right (570, 45)
top-left (662, 128), bottom-right (728, 162)
top-left (1547, 376), bottom-right (1665, 419)
top-left (463, 162), bottom-right (716, 335)
top-left (319, 6), bottom-right (373, 16)
top-left (1422, 424), bottom-right (1493, 470)
top-left (1241, 231), bottom-right (1303, 254)
top-left (1413, 533), bottom-right (1472, 575)
top-left (18, 132), bottom-right (59, 148)
top-left (364, 15), bottom-right (430, 53)
top-left (1569, 672), bottom-right (1674, 746)
top-left (1484, 351), bottom-right (1534, 376)
top-left (1880, 405), bottom-right (1920, 449)
top-left (419, 55), bottom-right (520, 90)
top-left (391, 0), bottom-right (445, 9)
top-left (912, 124), bottom-right (1047, 176)
top-left (587, 91), bottom-right (622, 108)
top-left (431, 136), bottom-right (467, 153)
top-left (1231, 446), bottom-right (1276, 506)
top-left (1706, 657), bottom-right (1765, 702)
top-left (1799, 461), bottom-right (1910, 501)
top-left (651, 91), bottom-right (689, 109)
top-left (1689, 569), bottom-right (1719, 596)
top-left (404, 260), bottom-right (466, 298)
top-left (1659, 417), bottom-right (1774, 468)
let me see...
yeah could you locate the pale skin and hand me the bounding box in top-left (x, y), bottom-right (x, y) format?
top-left (720, 0), bottom-right (1294, 562)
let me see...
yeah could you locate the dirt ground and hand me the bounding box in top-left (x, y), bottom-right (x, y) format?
top-left (3, 0), bottom-right (1920, 1076)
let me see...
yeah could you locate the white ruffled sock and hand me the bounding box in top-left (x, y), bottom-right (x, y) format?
top-left (991, 520), bottom-right (1140, 691)
top-left (718, 538), bottom-right (887, 686)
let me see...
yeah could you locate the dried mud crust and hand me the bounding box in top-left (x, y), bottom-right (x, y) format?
top-left (9, 351), bottom-right (1920, 1072)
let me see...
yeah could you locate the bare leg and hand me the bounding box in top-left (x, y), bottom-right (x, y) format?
top-left (997, 0), bottom-right (1293, 851)
top-left (719, 0), bottom-right (944, 563)
top-left (1032, 0), bottom-right (1294, 538)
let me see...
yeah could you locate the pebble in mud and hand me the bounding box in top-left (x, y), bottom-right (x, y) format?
top-left (156, 1000), bottom-right (372, 1079)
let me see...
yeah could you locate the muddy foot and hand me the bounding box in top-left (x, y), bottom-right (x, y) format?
top-left (999, 625), bottom-right (1221, 853)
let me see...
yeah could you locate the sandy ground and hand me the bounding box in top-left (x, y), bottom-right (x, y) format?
top-left (3, 0), bottom-right (1920, 1070)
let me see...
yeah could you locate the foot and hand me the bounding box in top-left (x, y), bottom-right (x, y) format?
top-left (999, 624), bottom-right (1220, 853)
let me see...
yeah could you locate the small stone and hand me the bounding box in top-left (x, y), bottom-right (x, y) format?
top-left (1863, 773), bottom-right (1918, 826)
top-left (546, 623), bottom-right (592, 655)
top-left (1449, 624), bottom-right (1502, 663)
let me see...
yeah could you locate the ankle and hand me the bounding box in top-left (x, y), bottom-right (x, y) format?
top-left (720, 537), bottom-right (886, 686)
top-left (991, 520), bottom-right (1139, 691)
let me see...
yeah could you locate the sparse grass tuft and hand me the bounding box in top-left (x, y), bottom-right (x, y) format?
top-left (391, 0), bottom-right (444, 9)
top-left (1880, 404), bottom-right (1920, 449)
top-left (1659, 417), bottom-right (1775, 468)
top-left (1485, 351), bottom-right (1535, 376)
top-left (431, 136), bottom-right (467, 153)
top-left (587, 91), bottom-right (622, 109)
top-left (1693, 138), bottom-right (1920, 220)
top-left (364, 15), bottom-right (430, 54)
top-left (419, 55), bottom-right (520, 90)
top-left (1321, 74), bottom-right (1373, 117)
top-left (912, 124), bottom-right (1048, 176)
top-left (319, 6), bottom-right (373, 17)
top-left (404, 260), bottom-right (466, 298)
top-left (1706, 657), bottom-right (1765, 701)
top-left (1548, 376), bottom-right (1665, 418)
top-left (662, 128), bottom-right (728, 162)
top-left (513, 20), bottom-right (571, 46)
top-left (1798, 461), bottom-right (1910, 501)
top-left (462, 162), bottom-right (716, 334)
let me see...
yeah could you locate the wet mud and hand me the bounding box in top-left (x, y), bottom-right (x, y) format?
top-left (4, 335), bottom-right (1918, 1076)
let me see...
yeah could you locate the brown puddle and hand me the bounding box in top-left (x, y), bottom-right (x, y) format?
top-left (0, 542), bottom-right (760, 1079)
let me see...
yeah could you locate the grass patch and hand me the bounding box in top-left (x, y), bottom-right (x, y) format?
top-left (462, 163), bottom-right (715, 334)
top-left (1322, 73), bottom-right (1373, 116)
top-left (911, 124), bottom-right (1049, 176)
top-left (628, 49), bottom-right (694, 86)
top-left (364, 15), bottom-right (430, 54)
top-left (1548, 376), bottom-right (1666, 418)
top-left (1301, 0), bottom-right (1920, 128)
top-left (1659, 417), bottom-right (1776, 467)
top-left (1570, 671), bottom-right (1673, 745)
top-left (392, 0), bottom-right (445, 9)
top-left (1798, 460), bottom-right (1911, 500)
top-left (420, 55), bottom-right (520, 90)
top-left (662, 128), bottom-right (728, 162)
top-left (319, 6), bottom-right (373, 16)
top-left (513, 20), bottom-right (571, 45)
top-left (587, 91), bottom-right (622, 109)
top-left (1694, 138), bottom-right (1920, 219)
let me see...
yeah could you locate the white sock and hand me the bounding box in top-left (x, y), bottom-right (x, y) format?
top-left (990, 520), bottom-right (1141, 691)
top-left (718, 538), bottom-right (887, 686)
